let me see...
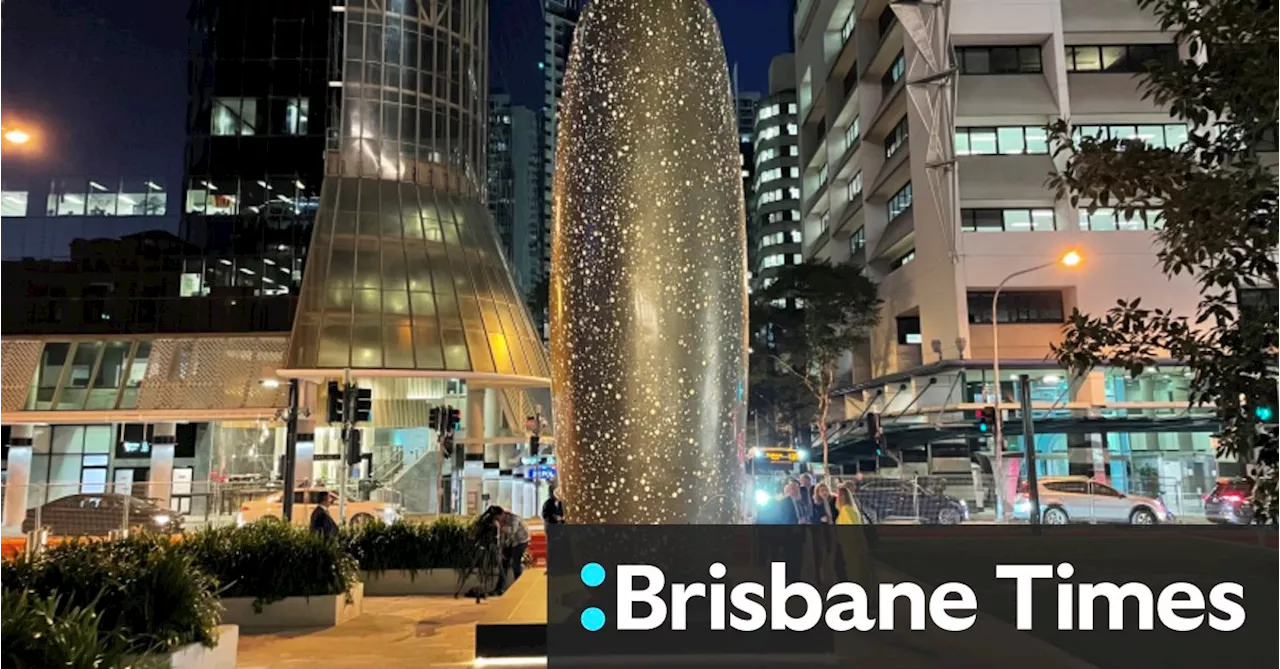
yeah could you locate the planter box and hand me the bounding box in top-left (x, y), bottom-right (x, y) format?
top-left (220, 583), bottom-right (363, 631)
top-left (362, 569), bottom-right (484, 596)
top-left (134, 625), bottom-right (239, 669)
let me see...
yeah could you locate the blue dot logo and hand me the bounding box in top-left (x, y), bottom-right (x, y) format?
top-left (580, 562), bottom-right (606, 587)
top-left (580, 607), bottom-right (606, 631)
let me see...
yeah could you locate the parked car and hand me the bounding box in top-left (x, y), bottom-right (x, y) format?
top-left (21, 493), bottom-right (184, 536)
top-left (852, 478), bottom-right (969, 524)
top-left (1203, 477), bottom-right (1254, 525)
top-left (237, 488), bottom-right (402, 527)
top-left (1015, 476), bottom-right (1174, 525)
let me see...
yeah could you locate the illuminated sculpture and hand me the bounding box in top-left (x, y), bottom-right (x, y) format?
top-left (550, 0), bottom-right (747, 524)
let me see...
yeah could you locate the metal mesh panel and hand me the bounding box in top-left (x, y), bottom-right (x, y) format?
top-left (135, 337), bottom-right (290, 410)
top-left (0, 340), bottom-right (42, 412)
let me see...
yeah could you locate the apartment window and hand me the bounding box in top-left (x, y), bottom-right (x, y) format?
top-left (2, 191), bottom-right (28, 217)
top-left (890, 249), bottom-right (916, 270)
top-left (840, 7), bottom-right (856, 41)
top-left (212, 97), bottom-right (260, 136)
top-left (961, 208), bottom-right (1056, 232)
top-left (792, 254), bottom-right (803, 265)
top-left (788, 103), bottom-right (797, 114)
top-left (760, 232), bottom-right (787, 248)
top-left (787, 146), bottom-right (799, 157)
top-left (757, 125), bottom-right (781, 143)
top-left (882, 51), bottom-right (906, 95)
top-left (878, 6), bottom-right (898, 37)
top-left (1079, 208), bottom-right (1165, 231)
top-left (968, 291), bottom-right (1065, 324)
top-left (955, 126), bottom-right (1050, 155)
top-left (887, 182), bottom-right (913, 219)
top-left (818, 163), bottom-right (829, 186)
top-left (789, 230), bottom-right (802, 243)
top-left (885, 115), bottom-right (909, 158)
top-left (848, 171), bottom-right (863, 201)
top-left (788, 187), bottom-right (801, 200)
top-left (850, 226), bottom-right (866, 252)
top-left (766, 210), bottom-right (797, 224)
top-left (845, 117), bottom-right (861, 151)
top-left (760, 254), bottom-right (786, 269)
top-left (759, 189), bottom-right (785, 205)
top-left (1072, 124), bottom-right (1189, 149)
top-left (786, 123), bottom-right (798, 135)
top-left (957, 46), bottom-right (1043, 74)
top-left (1064, 43), bottom-right (1178, 73)
top-left (758, 147), bottom-right (777, 162)
top-left (759, 104), bottom-right (780, 122)
top-left (760, 168), bottom-right (783, 184)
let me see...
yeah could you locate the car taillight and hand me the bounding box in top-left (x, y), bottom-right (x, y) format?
top-left (240, 504), bottom-right (251, 512)
top-left (1222, 493), bottom-right (1245, 504)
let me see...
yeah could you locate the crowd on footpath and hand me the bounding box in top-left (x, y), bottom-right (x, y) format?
top-left (757, 473), bottom-right (868, 525)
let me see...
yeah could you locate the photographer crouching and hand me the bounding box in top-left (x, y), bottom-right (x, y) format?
top-left (490, 505), bottom-right (530, 596)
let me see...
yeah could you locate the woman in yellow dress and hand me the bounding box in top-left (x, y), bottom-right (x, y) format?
top-left (836, 484), bottom-right (863, 524)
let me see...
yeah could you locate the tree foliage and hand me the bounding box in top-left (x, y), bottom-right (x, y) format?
top-left (1046, 0), bottom-right (1278, 522)
top-left (752, 260), bottom-right (882, 479)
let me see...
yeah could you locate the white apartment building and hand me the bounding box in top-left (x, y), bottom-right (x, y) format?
top-left (751, 54), bottom-right (803, 291)
top-left (792, 0), bottom-right (1242, 510)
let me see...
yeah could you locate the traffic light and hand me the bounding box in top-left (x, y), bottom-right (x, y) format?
top-left (865, 412), bottom-right (885, 455)
top-left (346, 428), bottom-right (363, 465)
top-left (428, 406), bottom-right (442, 430)
top-left (354, 388), bottom-right (372, 423)
top-left (975, 406), bottom-right (996, 434)
top-left (1255, 404), bottom-right (1276, 423)
top-left (326, 381), bottom-right (344, 424)
top-left (447, 407), bottom-right (462, 431)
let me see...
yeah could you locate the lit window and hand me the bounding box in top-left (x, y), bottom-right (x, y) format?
top-left (890, 249), bottom-right (916, 270)
top-left (820, 211), bottom-right (831, 232)
top-left (212, 98), bottom-right (259, 136)
top-left (787, 187), bottom-right (800, 200)
top-left (788, 103), bottom-right (798, 114)
top-left (1070, 123), bottom-right (1189, 149)
top-left (885, 115), bottom-right (909, 158)
top-left (818, 163), bottom-right (829, 186)
top-left (840, 7), bottom-right (856, 41)
top-left (760, 254), bottom-right (786, 269)
top-left (887, 182), bottom-right (913, 220)
top-left (758, 148), bottom-right (777, 162)
top-left (48, 193), bottom-right (85, 216)
top-left (790, 230), bottom-right (802, 243)
top-left (850, 227), bottom-right (866, 251)
top-left (285, 98), bottom-right (309, 135)
top-left (845, 117), bottom-right (861, 151)
top-left (848, 172), bottom-right (863, 201)
top-left (1064, 43), bottom-right (1178, 74)
top-left (792, 254), bottom-right (803, 265)
top-left (957, 46), bottom-right (1043, 75)
top-left (86, 180), bottom-right (119, 216)
top-left (960, 208), bottom-right (1057, 232)
top-left (786, 123), bottom-right (798, 135)
top-left (2, 191), bottom-right (29, 217)
top-left (1079, 208), bottom-right (1164, 231)
top-left (881, 51), bottom-right (905, 96)
top-left (955, 126), bottom-right (1052, 155)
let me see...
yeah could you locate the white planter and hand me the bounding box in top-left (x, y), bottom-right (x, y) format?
top-left (138, 625), bottom-right (239, 669)
top-left (220, 583), bottom-right (363, 630)
top-left (362, 569), bottom-right (483, 596)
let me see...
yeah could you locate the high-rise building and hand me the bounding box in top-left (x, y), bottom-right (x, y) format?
top-left (750, 53), bottom-right (801, 292)
top-left (792, 0), bottom-right (1226, 498)
top-left (487, 94), bottom-right (541, 297)
top-left (539, 0), bottom-right (585, 289)
top-left (0, 0), bottom-right (550, 524)
top-left (734, 86), bottom-right (762, 234)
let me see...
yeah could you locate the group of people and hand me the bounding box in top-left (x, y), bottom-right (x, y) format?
top-left (759, 473), bottom-right (865, 525)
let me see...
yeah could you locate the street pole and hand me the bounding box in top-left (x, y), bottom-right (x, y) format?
top-left (1019, 374), bottom-right (1042, 525)
top-left (339, 368), bottom-right (351, 525)
top-left (282, 378), bottom-right (300, 523)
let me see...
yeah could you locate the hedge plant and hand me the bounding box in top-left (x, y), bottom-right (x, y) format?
top-left (341, 517), bottom-right (479, 575)
top-left (179, 522), bottom-right (359, 612)
top-left (1, 590), bottom-right (161, 669)
top-left (1, 536), bottom-right (220, 654)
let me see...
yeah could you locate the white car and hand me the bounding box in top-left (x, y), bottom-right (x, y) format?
top-left (237, 488), bottom-right (402, 527)
top-left (1013, 476), bottom-right (1174, 525)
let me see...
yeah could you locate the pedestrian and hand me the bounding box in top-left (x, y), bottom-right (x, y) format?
top-left (835, 485), bottom-right (863, 525)
top-left (493, 507), bottom-right (530, 596)
top-left (796, 473), bottom-right (816, 524)
top-left (778, 481), bottom-right (803, 524)
top-left (309, 491), bottom-right (339, 541)
top-left (541, 484), bottom-right (566, 524)
top-left (813, 483), bottom-right (837, 524)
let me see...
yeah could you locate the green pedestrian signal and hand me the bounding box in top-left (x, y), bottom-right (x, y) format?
top-left (1256, 405), bottom-right (1275, 423)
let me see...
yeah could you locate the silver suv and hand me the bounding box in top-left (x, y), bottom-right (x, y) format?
top-left (1013, 476), bottom-right (1174, 525)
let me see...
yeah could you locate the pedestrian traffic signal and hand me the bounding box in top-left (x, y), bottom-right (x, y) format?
top-left (354, 388), bottom-right (372, 423)
top-left (1255, 404), bottom-right (1275, 423)
top-left (326, 381), bottom-right (344, 424)
top-left (346, 428), bottom-right (363, 465)
top-left (447, 407), bottom-right (462, 431)
top-left (975, 406), bottom-right (996, 433)
top-left (428, 406), bottom-right (442, 430)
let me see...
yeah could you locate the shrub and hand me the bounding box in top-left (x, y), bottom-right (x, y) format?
top-left (180, 522), bottom-right (359, 612)
top-left (1, 589), bottom-right (160, 669)
top-left (1, 536), bottom-right (220, 654)
top-left (341, 517), bottom-right (479, 575)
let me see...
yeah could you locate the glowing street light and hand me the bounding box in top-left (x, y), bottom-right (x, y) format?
top-left (990, 249), bottom-right (1084, 519)
top-left (3, 128), bottom-right (31, 145)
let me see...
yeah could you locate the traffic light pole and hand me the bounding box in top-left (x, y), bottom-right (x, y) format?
top-left (282, 378), bottom-right (300, 523)
top-left (1019, 374), bottom-right (1042, 526)
top-left (338, 368), bottom-right (351, 525)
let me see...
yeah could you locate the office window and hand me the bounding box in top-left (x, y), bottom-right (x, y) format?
top-left (957, 46), bottom-right (1043, 74)
top-left (758, 147), bottom-right (777, 162)
top-left (790, 230), bottom-right (802, 243)
top-left (887, 182), bottom-right (913, 219)
top-left (757, 125), bottom-right (781, 142)
top-left (47, 193), bottom-right (85, 216)
top-left (848, 171), bottom-right (863, 201)
top-left (845, 117), bottom-right (861, 151)
top-left (961, 208), bottom-right (1056, 232)
top-left (1072, 123), bottom-right (1189, 149)
top-left (759, 189), bottom-right (784, 204)
top-left (968, 291), bottom-right (1065, 324)
top-left (788, 103), bottom-right (797, 114)
top-left (212, 98), bottom-right (260, 136)
top-left (885, 115), bottom-right (909, 158)
top-left (955, 126), bottom-right (1051, 155)
top-left (758, 104), bottom-right (780, 122)
top-left (890, 249), bottom-right (916, 270)
top-left (760, 167), bottom-right (783, 183)
top-left (2, 190), bottom-right (28, 217)
top-left (1079, 208), bottom-right (1164, 231)
top-left (760, 232), bottom-right (786, 248)
top-left (792, 254), bottom-right (803, 265)
top-left (840, 7), bottom-right (856, 41)
top-left (1065, 44), bottom-right (1178, 73)
top-left (786, 123), bottom-right (798, 135)
top-left (760, 254), bottom-right (785, 269)
top-left (818, 163), bottom-right (829, 186)
top-left (850, 226), bottom-right (866, 251)
top-left (284, 98), bottom-right (309, 135)
top-left (882, 51), bottom-right (906, 95)
top-left (788, 187), bottom-right (801, 200)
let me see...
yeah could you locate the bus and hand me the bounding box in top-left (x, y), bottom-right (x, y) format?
top-left (745, 446), bottom-right (810, 521)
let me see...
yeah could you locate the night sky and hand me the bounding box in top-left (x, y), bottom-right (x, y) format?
top-left (1, 0), bottom-right (791, 186)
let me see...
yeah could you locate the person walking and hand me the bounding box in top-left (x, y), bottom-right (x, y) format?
top-left (836, 485), bottom-right (863, 525)
top-left (813, 483), bottom-right (837, 525)
top-left (493, 507), bottom-right (530, 596)
top-left (309, 492), bottom-right (339, 541)
top-left (778, 481), bottom-right (803, 524)
top-left (796, 474), bottom-right (816, 524)
top-left (541, 485), bottom-right (566, 524)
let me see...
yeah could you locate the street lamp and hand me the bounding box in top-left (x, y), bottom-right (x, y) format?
top-left (3, 128), bottom-right (30, 145)
top-left (990, 249), bottom-right (1082, 520)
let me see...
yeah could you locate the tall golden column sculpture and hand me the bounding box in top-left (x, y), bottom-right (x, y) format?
top-left (551, 0), bottom-right (748, 524)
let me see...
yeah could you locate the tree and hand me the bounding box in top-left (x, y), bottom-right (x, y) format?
top-left (748, 348), bottom-right (813, 448)
top-left (1046, 0), bottom-right (1278, 523)
top-left (753, 260), bottom-right (882, 482)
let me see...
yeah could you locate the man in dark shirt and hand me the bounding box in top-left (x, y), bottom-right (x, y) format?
top-left (541, 485), bottom-right (566, 524)
top-left (309, 492), bottom-right (339, 540)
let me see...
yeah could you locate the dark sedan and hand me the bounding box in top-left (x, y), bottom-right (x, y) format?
top-left (21, 493), bottom-right (184, 537)
top-left (853, 478), bottom-right (969, 525)
top-left (1203, 478), bottom-right (1254, 525)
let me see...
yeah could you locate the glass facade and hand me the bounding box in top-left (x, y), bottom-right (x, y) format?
top-left (26, 340), bottom-right (152, 411)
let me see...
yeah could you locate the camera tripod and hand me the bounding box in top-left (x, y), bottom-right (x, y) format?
top-left (455, 536), bottom-right (503, 603)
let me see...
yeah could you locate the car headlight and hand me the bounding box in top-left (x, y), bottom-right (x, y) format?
top-left (235, 513), bottom-right (246, 527)
top-left (754, 490), bottom-right (771, 506)
top-left (153, 514), bottom-right (171, 526)
top-left (1013, 499), bottom-right (1031, 512)
top-left (380, 506), bottom-right (400, 520)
